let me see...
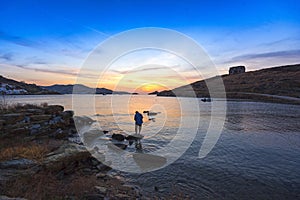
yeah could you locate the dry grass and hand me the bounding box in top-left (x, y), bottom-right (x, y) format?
top-left (3, 172), bottom-right (99, 199)
top-left (0, 144), bottom-right (49, 162)
top-left (0, 139), bottom-right (63, 162)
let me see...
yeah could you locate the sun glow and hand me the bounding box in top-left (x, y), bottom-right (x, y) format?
top-left (140, 84), bottom-right (167, 93)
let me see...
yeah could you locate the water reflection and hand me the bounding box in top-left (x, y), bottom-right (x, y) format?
top-left (9, 95), bottom-right (300, 199)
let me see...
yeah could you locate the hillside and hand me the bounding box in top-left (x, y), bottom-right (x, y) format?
top-left (0, 75), bottom-right (57, 95)
top-left (43, 84), bottom-right (113, 94)
top-left (157, 64), bottom-right (300, 104)
top-left (43, 84), bottom-right (132, 95)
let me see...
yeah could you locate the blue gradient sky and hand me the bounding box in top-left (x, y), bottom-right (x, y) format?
top-left (0, 0), bottom-right (299, 90)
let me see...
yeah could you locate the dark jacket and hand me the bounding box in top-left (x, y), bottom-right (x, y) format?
top-left (134, 112), bottom-right (143, 125)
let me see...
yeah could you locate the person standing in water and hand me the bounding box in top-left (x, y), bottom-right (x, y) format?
top-left (134, 111), bottom-right (143, 134)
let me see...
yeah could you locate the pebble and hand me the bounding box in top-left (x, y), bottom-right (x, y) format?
top-left (95, 186), bottom-right (107, 193)
top-left (96, 172), bottom-right (106, 178)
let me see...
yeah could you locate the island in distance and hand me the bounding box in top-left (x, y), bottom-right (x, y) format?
top-left (0, 75), bottom-right (135, 95)
top-left (43, 84), bottom-right (137, 95)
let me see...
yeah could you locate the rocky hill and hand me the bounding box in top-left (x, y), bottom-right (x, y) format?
top-left (0, 75), bottom-right (57, 95)
top-left (42, 84), bottom-right (113, 94)
top-left (148, 91), bottom-right (159, 95)
top-left (43, 84), bottom-right (132, 95)
top-left (157, 64), bottom-right (300, 104)
top-left (0, 75), bottom-right (131, 95)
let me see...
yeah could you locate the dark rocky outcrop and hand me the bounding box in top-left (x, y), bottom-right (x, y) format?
top-left (112, 133), bottom-right (125, 141)
top-left (0, 105), bottom-right (75, 139)
top-left (42, 84), bottom-right (113, 95)
top-left (0, 104), bottom-right (141, 199)
top-left (148, 91), bottom-right (159, 95)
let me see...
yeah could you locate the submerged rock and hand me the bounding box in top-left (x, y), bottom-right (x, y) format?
top-left (112, 143), bottom-right (128, 150)
top-left (82, 129), bottom-right (104, 146)
top-left (73, 116), bottom-right (96, 130)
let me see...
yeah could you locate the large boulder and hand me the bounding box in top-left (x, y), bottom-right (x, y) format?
top-left (112, 134), bottom-right (125, 141)
top-left (6, 127), bottom-right (30, 135)
top-left (0, 113), bottom-right (26, 125)
top-left (0, 195), bottom-right (27, 200)
top-left (58, 111), bottom-right (73, 127)
top-left (43, 105), bottom-right (64, 115)
top-left (25, 108), bottom-right (44, 114)
top-left (61, 110), bottom-right (74, 119)
top-left (43, 143), bottom-right (91, 173)
top-left (49, 116), bottom-right (65, 128)
top-left (0, 158), bottom-right (37, 170)
top-left (0, 158), bottom-right (38, 185)
top-left (82, 129), bottom-right (104, 146)
top-left (30, 114), bottom-right (52, 122)
top-left (73, 116), bottom-right (96, 131)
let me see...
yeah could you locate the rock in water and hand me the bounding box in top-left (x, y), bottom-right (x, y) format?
top-left (126, 134), bottom-right (144, 140)
top-left (73, 116), bottom-right (96, 130)
top-left (112, 133), bottom-right (125, 141)
top-left (112, 143), bottom-right (128, 150)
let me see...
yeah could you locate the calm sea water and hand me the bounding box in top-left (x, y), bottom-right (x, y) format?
top-left (9, 95), bottom-right (300, 199)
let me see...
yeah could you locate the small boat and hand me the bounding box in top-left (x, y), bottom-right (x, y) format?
top-left (201, 98), bottom-right (212, 102)
top-left (143, 111), bottom-right (160, 115)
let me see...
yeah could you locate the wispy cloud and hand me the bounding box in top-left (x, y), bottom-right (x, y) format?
top-left (110, 65), bottom-right (178, 74)
top-left (226, 49), bottom-right (300, 63)
top-left (0, 31), bottom-right (42, 48)
top-left (14, 64), bottom-right (78, 76)
top-left (0, 52), bottom-right (13, 61)
top-left (0, 30), bottom-right (95, 60)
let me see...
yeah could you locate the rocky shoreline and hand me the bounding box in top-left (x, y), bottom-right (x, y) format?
top-left (0, 104), bottom-right (141, 199)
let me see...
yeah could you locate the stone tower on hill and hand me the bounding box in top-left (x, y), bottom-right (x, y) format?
top-left (229, 66), bottom-right (246, 75)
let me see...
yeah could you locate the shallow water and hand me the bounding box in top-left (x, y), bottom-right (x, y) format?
top-left (10, 95), bottom-right (300, 199)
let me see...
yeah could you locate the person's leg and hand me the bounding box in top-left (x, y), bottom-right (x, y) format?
top-left (135, 124), bottom-right (138, 134)
top-left (138, 125), bottom-right (142, 134)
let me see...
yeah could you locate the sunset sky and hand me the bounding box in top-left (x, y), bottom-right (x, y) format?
top-left (0, 0), bottom-right (299, 93)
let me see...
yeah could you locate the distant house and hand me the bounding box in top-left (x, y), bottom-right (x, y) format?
top-left (229, 66), bottom-right (246, 75)
top-left (0, 83), bottom-right (28, 94)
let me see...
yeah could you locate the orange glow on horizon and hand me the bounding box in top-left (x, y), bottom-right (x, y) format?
top-left (0, 63), bottom-right (196, 93)
top-left (140, 84), bottom-right (165, 93)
